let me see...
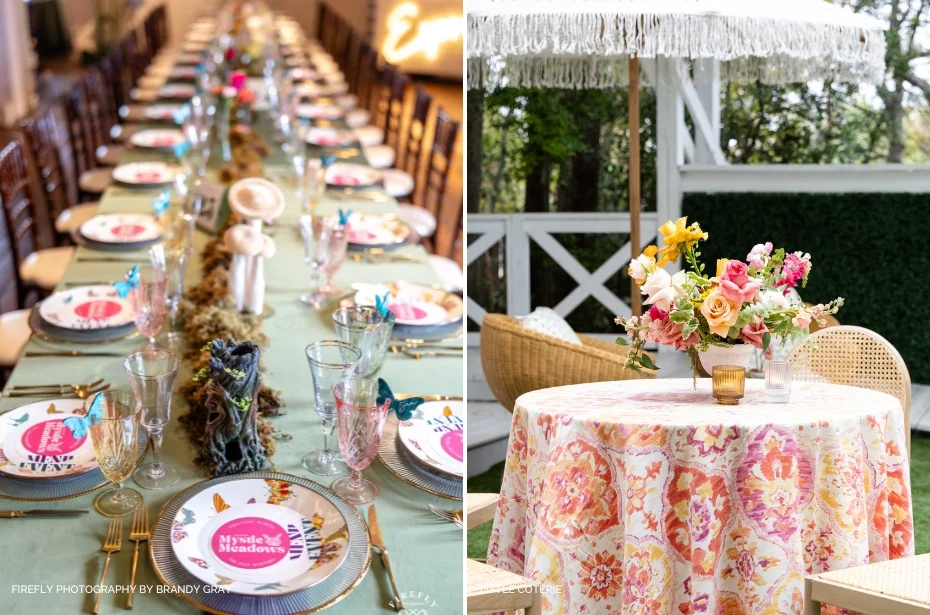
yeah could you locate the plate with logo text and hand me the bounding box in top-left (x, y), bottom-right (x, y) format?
top-left (0, 399), bottom-right (98, 480)
top-left (346, 213), bottom-right (410, 249)
top-left (157, 83), bottom-right (196, 100)
top-left (351, 281), bottom-right (463, 326)
top-left (397, 400), bottom-right (464, 477)
top-left (79, 213), bottom-right (163, 244)
top-left (325, 163), bottom-right (382, 188)
top-left (111, 162), bottom-right (182, 187)
top-left (39, 286), bottom-right (133, 331)
top-left (169, 477), bottom-right (350, 596)
top-left (130, 128), bottom-right (187, 149)
top-left (143, 104), bottom-right (186, 122)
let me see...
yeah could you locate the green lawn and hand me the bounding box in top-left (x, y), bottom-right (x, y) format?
top-left (467, 434), bottom-right (930, 559)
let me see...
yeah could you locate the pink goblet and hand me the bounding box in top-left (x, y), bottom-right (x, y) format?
top-left (332, 377), bottom-right (391, 504)
top-left (129, 265), bottom-right (168, 349)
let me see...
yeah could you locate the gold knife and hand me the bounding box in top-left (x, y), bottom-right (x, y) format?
top-left (25, 351), bottom-right (125, 358)
top-left (369, 505), bottom-right (403, 611)
top-left (0, 510), bottom-right (89, 518)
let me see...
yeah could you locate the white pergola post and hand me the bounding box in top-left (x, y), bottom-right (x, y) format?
top-left (693, 59), bottom-right (722, 164)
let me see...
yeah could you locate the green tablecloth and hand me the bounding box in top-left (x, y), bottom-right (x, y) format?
top-left (0, 87), bottom-right (463, 614)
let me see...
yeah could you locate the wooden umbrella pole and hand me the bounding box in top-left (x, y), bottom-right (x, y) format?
top-left (628, 56), bottom-right (642, 317)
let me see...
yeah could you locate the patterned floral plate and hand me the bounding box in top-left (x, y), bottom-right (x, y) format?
top-left (324, 163), bottom-right (381, 188)
top-left (0, 399), bottom-right (97, 480)
top-left (397, 400), bottom-right (464, 478)
top-left (143, 104), bottom-right (185, 121)
top-left (111, 162), bottom-right (182, 187)
top-left (38, 285), bottom-right (133, 331)
top-left (157, 83), bottom-right (197, 100)
top-left (169, 477), bottom-right (349, 596)
top-left (296, 103), bottom-right (345, 121)
top-left (346, 213), bottom-right (410, 249)
top-left (351, 281), bottom-right (463, 326)
top-left (130, 128), bottom-right (187, 149)
top-left (305, 127), bottom-right (356, 147)
top-left (79, 213), bottom-right (163, 244)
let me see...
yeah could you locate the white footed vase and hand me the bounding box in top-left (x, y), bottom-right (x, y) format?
top-left (698, 344), bottom-right (756, 375)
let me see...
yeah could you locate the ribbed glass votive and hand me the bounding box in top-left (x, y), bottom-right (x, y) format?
top-left (712, 365), bottom-right (746, 405)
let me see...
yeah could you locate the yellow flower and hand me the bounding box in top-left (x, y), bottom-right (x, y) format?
top-left (716, 258), bottom-right (729, 278)
top-left (657, 217), bottom-right (708, 266)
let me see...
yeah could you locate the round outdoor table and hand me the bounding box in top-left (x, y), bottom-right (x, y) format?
top-left (486, 378), bottom-right (914, 615)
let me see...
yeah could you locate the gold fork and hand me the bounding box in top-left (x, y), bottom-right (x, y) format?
top-left (6, 382), bottom-right (110, 399)
top-left (127, 504), bottom-right (149, 609)
top-left (94, 518), bottom-right (123, 613)
top-left (401, 349), bottom-right (462, 360)
top-left (428, 504), bottom-right (464, 528)
top-left (13, 378), bottom-right (105, 390)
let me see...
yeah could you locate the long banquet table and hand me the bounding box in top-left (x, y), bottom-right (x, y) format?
top-left (0, 52), bottom-right (463, 615)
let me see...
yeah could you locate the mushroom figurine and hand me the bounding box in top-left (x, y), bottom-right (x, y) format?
top-left (227, 177), bottom-right (287, 231)
top-left (223, 224), bottom-right (264, 312)
top-left (247, 233), bottom-right (276, 314)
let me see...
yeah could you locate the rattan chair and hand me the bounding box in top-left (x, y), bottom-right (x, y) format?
top-left (479, 313), bottom-right (655, 412)
top-left (788, 325), bottom-right (911, 454)
top-left (805, 554), bottom-right (930, 614)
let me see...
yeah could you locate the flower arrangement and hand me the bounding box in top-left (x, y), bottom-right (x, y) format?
top-left (615, 217), bottom-right (843, 373)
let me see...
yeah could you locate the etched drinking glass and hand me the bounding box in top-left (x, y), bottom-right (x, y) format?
top-left (149, 245), bottom-right (190, 347)
top-left (125, 350), bottom-right (181, 489)
top-left (332, 377), bottom-right (392, 504)
top-left (304, 341), bottom-right (361, 476)
top-left (129, 265), bottom-right (168, 349)
top-left (332, 306), bottom-right (395, 377)
top-left (765, 360), bottom-right (792, 403)
top-left (298, 216), bottom-right (347, 308)
top-left (87, 390), bottom-right (142, 517)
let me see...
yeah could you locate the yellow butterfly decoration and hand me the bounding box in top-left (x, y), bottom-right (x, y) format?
top-left (213, 493), bottom-right (230, 513)
top-left (47, 403), bottom-right (63, 414)
top-left (443, 405), bottom-right (453, 417)
top-left (323, 525), bottom-right (348, 545)
top-left (215, 574), bottom-right (235, 586)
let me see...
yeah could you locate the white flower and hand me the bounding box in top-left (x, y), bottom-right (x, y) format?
top-left (643, 270), bottom-right (688, 312)
top-left (758, 289), bottom-right (789, 310)
top-left (628, 255), bottom-right (653, 284)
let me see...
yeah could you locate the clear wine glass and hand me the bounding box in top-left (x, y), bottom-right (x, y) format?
top-left (304, 341), bottom-right (361, 476)
top-left (129, 265), bottom-right (168, 349)
top-left (298, 216), bottom-right (347, 308)
top-left (87, 390), bottom-right (142, 517)
top-left (125, 350), bottom-right (181, 490)
top-left (332, 377), bottom-right (392, 504)
top-left (332, 306), bottom-right (395, 377)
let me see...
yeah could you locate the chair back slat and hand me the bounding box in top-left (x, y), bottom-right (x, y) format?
top-left (64, 85), bottom-right (95, 177)
top-left (0, 139), bottom-right (42, 276)
top-left (398, 86), bottom-right (433, 176)
top-left (20, 104), bottom-right (78, 229)
top-left (420, 107), bottom-right (459, 217)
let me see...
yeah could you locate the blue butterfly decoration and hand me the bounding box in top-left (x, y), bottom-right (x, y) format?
top-left (62, 392), bottom-right (104, 439)
top-left (113, 265), bottom-right (140, 299)
top-left (172, 139), bottom-right (191, 159)
top-left (195, 63), bottom-right (206, 76)
top-left (171, 104), bottom-right (191, 126)
top-left (376, 378), bottom-right (424, 421)
top-left (152, 189), bottom-right (171, 217)
top-left (337, 209), bottom-right (352, 226)
top-left (374, 292), bottom-right (391, 317)
top-left (320, 154), bottom-right (337, 168)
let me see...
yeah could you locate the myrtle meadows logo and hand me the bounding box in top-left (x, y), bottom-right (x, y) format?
top-left (389, 589), bottom-right (439, 614)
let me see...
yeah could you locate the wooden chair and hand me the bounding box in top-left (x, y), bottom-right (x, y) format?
top-left (19, 106), bottom-right (100, 241)
top-left (467, 493), bottom-right (499, 530)
top-left (0, 201), bottom-right (30, 388)
top-left (66, 79), bottom-right (113, 198)
top-left (0, 138), bottom-right (74, 298)
top-left (805, 554), bottom-right (930, 615)
top-left (479, 313), bottom-right (654, 412)
top-left (380, 86), bottom-right (432, 200)
top-left (363, 69), bottom-right (409, 169)
top-left (788, 325), bottom-right (911, 454)
top-left (467, 559), bottom-right (542, 615)
top-left (82, 67), bottom-right (124, 168)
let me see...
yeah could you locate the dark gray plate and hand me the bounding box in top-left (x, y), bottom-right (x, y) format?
top-left (29, 306), bottom-right (137, 344)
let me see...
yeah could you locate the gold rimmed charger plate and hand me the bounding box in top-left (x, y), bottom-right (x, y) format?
top-left (148, 472), bottom-right (371, 615)
top-left (378, 395), bottom-right (463, 501)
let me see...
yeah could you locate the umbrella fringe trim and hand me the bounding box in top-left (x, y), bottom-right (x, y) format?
top-left (467, 13), bottom-right (886, 89)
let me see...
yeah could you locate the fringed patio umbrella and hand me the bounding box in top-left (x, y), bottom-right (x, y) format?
top-left (467, 0), bottom-right (886, 315)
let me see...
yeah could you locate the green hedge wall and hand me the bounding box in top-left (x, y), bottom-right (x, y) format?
top-left (683, 193), bottom-right (930, 382)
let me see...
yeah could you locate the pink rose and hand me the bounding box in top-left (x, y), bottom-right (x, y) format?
top-left (719, 260), bottom-right (762, 304)
top-left (654, 318), bottom-right (700, 350)
top-left (230, 71), bottom-right (247, 91)
top-left (740, 316), bottom-right (769, 349)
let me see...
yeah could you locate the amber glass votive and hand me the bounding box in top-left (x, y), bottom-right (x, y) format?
top-left (712, 365), bottom-right (746, 405)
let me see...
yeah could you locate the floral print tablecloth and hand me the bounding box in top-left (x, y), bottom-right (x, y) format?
top-left (486, 379), bottom-right (914, 614)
